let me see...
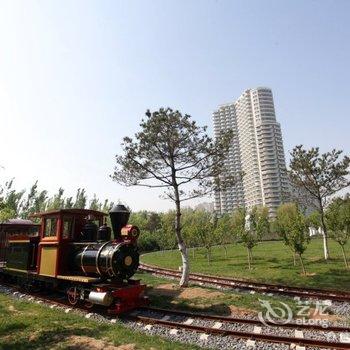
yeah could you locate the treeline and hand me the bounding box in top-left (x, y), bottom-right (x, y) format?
top-left (1, 179), bottom-right (349, 274)
top-left (133, 199), bottom-right (350, 274)
top-left (0, 179), bottom-right (115, 221)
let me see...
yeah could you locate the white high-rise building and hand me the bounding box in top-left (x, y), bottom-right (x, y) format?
top-left (213, 87), bottom-right (289, 217)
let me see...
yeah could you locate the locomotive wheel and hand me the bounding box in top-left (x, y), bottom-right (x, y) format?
top-left (84, 301), bottom-right (94, 309)
top-left (67, 287), bottom-right (80, 306)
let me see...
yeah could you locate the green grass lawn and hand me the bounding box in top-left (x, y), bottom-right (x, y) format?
top-left (134, 271), bottom-right (305, 317)
top-left (0, 294), bottom-right (198, 350)
top-left (141, 238), bottom-right (350, 291)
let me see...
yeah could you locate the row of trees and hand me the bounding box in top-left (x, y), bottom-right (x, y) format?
top-left (1, 176), bottom-right (349, 276)
top-left (133, 198), bottom-right (350, 275)
top-left (0, 180), bottom-right (115, 222)
top-left (276, 198), bottom-right (350, 274)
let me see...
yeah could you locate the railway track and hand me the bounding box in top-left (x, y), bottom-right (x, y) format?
top-left (127, 306), bottom-right (350, 349)
top-left (2, 283), bottom-right (350, 349)
top-left (139, 263), bottom-right (350, 303)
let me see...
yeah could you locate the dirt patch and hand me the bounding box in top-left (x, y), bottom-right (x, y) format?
top-left (149, 283), bottom-right (225, 300)
top-left (229, 305), bottom-right (257, 317)
top-left (308, 308), bottom-right (341, 321)
top-left (8, 305), bottom-right (17, 312)
top-left (62, 336), bottom-right (135, 350)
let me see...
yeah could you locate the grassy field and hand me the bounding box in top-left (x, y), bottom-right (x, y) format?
top-left (134, 271), bottom-right (305, 317)
top-left (141, 238), bottom-right (350, 291)
top-left (0, 293), bottom-right (198, 350)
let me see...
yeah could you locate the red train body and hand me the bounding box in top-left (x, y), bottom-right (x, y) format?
top-left (0, 205), bottom-right (148, 314)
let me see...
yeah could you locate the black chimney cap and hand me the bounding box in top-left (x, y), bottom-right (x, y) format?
top-left (109, 204), bottom-right (129, 214)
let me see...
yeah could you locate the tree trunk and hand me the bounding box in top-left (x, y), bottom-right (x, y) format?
top-left (192, 247), bottom-right (195, 259)
top-left (319, 200), bottom-right (330, 260)
top-left (339, 244), bottom-right (349, 269)
top-left (298, 253), bottom-right (306, 275)
top-left (223, 245), bottom-right (227, 259)
top-left (247, 247), bottom-right (251, 270)
top-left (207, 247), bottom-right (211, 265)
top-left (174, 186), bottom-right (189, 287)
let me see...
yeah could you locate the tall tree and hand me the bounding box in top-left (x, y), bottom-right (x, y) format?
top-left (146, 212), bottom-right (161, 233)
top-left (73, 188), bottom-right (87, 209)
top-left (325, 197), bottom-right (350, 269)
top-left (0, 179), bottom-right (25, 216)
top-left (289, 145), bottom-right (350, 260)
top-left (214, 213), bottom-right (234, 259)
top-left (275, 203), bottom-right (310, 275)
top-left (47, 188), bottom-right (65, 210)
top-left (112, 108), bottom-right (233, 286)
top-left (89, 194), bottom-right (102, 211)
top-left (232, 206), bottom-right (269, 270)
top-left (188, 210), bottom-right (216, 264)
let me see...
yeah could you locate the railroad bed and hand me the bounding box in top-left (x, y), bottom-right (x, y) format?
top-left (139, 263), bottom-right (350, 303)
top-left (1, 284), bottom-right (350, 350)
top-left (127, 306), bottom-right (350, 350)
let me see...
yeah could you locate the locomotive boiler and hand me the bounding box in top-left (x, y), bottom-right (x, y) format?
top-left (71, 205), bottom-right (140, 279)
top-left (0, 205), bottom-right (147, 314)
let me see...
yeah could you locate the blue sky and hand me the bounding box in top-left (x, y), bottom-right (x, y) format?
top-left (0, 0), bottom-right (349, 211)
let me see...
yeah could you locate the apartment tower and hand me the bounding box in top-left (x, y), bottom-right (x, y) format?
top-left (213, 87), bottom-right (289, 217)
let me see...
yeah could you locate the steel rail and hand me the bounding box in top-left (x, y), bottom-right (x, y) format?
top-left (140, 263), bottom-right (350, 302)
top-left (139, 306), bottom-right (350, 333)
top-left (126, 313), bottom-right (350, 350)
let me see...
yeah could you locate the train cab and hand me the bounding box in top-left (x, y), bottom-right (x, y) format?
top-left (30, 209), bottom-right (108, 279)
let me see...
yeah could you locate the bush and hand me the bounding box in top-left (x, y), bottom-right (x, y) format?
top-left (138, 231), bottom-right (161, 252)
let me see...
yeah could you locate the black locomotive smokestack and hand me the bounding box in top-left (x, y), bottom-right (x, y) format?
top-left (109, 204), bottom-right (130, 239)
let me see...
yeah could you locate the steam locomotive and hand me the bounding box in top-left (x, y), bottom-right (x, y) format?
top-left (0, 205), bottom-right (147, 314)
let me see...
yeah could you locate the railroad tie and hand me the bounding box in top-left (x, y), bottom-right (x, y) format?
top-left (246, 339), bottom-right (256, 348)
top-left (144, 324), bottom-right (153, 330)
top-left (212, 322), bottom-right (223, 329)
top-left (253, 326), bottom-right (262, 334)
top-left (85, 313), bottom-right (93, 319)
top-left (199, 333), bottom-right (209, 341)
top-left (110, 319), bottom-right (117, 324)
top-left (169, 328), bottom-right (179, 335)
top-left (183, 318), bottom-right (194, 325)
top-left (340, 332), bottom-right (350, 343)
top-left (161, 315), bottom-right (171, 321)
top-left (290, 345), bottom-right (305, 350)
top-left (294, 330), bottom-right (304, 338)
top-left (64, 308), bottom-right (72, 313)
